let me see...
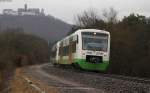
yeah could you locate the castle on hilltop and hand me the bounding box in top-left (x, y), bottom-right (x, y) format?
top-left (3, 4), bottom-right (45, 16)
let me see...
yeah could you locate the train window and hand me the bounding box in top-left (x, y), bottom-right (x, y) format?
top-left (82, 32), bottom-right (108, 51)
top-left (62, 47), bottom-right (65, 56)
top-left (59, 42), bottom-right (63, 56)
top-left (63, 46), bottom-right (66, 56)
top-left (62, 45), bottom-right (69, 56)
top-left (66, 46), bottom-right (69, 55)
top-left (73, 35), bottom-right (78, 43)
top-left (72, 41), bottom-right (76, 53)
top-left (58, 47), bottom-right (61, 56)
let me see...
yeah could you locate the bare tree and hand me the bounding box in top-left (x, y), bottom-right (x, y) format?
top-left (103, 7), bottom-right (118, 23)
top-left (75, 9), bottom-right (99, 28)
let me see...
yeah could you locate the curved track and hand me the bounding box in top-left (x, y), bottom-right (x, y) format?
top-left (50, 63), bottom-right (150, 85)
top-left (24, 63), bottom-right (150, 93)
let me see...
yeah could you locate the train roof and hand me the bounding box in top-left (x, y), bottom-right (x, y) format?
top-left (55, 29), bottom-right (110, 45)
top-left (75, 29), bottom-right (110, 34)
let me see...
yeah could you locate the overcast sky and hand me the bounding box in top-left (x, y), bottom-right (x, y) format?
top-left (0, 0), bottom-right (150, 24)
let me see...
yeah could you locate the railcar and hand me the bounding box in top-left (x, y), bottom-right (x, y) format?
top-left (51, 29), bottom-right (110, 71)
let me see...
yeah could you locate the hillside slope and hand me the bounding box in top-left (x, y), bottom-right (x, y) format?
top-left (0, 15), bottom-right (72, 42)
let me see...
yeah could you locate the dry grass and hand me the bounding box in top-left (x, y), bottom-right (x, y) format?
top-left (10, 68), bottom-right (57, 93)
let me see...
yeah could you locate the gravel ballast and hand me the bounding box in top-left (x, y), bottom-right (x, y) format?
top-left (42, 64), bottom-right (150, 93)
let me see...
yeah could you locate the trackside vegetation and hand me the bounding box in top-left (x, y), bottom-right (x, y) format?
top-left (0, 28), bottom-right (50, 92)
top-left (71, 8), bottom-right (150, 78)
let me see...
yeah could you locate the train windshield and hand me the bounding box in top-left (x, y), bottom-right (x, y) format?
top-left (82, 32), bottom-right (108, 51)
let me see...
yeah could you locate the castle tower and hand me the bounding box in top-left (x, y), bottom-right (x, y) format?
top-left (41, 9), bottom-right (44, 14)
top-left (25, 4), bottom-right (27, 11)
top-left (41, 9), bottom-right (45, 15)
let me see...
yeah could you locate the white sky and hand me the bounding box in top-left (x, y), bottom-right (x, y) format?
top-left (0, 0), bottom-right (150, 24)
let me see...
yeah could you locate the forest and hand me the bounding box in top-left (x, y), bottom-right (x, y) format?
top-left (70, 8), bottom-right (150, 78)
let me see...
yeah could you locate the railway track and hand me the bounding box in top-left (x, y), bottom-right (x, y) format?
top-left (46, 63), bottom-right (150, 85)
top-left (76, 68), bottom-right (150, 85)
top-left (103, 74), bottom-right (150, 84)
top-left (33, 63), bottom-right (150, 93)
